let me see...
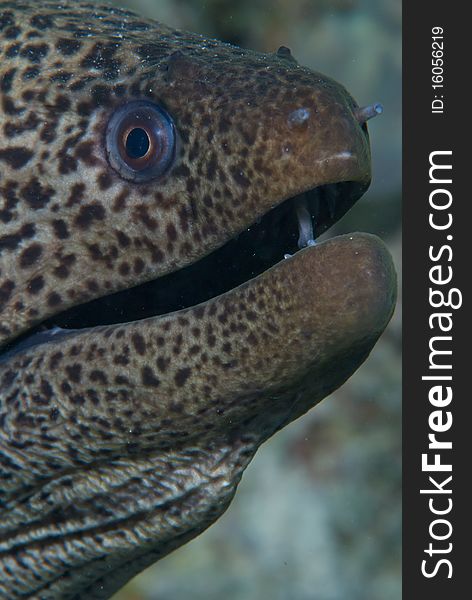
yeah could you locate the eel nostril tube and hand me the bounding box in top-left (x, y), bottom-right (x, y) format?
top-left (355, 103), bottom-right (383, 123)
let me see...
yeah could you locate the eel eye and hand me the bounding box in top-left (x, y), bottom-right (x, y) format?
top-left (106, 101), bottom-right (176, 182)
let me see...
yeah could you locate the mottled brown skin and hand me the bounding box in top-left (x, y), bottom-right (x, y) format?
top-left (0, 2), bottom-right (396, 599)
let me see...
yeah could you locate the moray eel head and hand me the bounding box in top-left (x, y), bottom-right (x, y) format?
top-left (0, 2), bottom-right (396, 598)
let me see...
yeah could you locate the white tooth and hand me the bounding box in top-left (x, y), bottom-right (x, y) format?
top-left (284, 253), bottom-right (293, 259)
top-left (295, 196), bottom-right (316, 249)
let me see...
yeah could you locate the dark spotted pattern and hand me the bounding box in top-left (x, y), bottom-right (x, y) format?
top-left (0, 2), bottom-right (396, 599)
top-left (0, 0), bottom-right (372, 348)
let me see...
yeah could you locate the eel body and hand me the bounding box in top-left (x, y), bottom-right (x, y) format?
top-left (0, 2), bottom-right (396, 598)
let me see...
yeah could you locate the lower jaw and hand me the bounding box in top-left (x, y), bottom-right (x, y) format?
top-left (1, 233), bottom-right (396, 381)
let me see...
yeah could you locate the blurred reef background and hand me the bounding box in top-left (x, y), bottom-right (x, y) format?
top-left (108, 1), bottom-right (402, 599)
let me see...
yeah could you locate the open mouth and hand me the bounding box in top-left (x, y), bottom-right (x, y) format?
top-left (1, 180), bottom-right (368, 360)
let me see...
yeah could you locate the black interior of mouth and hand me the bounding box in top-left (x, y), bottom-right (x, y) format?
top-left (0, 181), bottom-right (367, 359)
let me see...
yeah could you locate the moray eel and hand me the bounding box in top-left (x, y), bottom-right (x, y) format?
top-left (0, 1), bottom-right (396, 598)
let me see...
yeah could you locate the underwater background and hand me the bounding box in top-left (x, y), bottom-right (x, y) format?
top-left (108, 1), bottom-right (402, 599)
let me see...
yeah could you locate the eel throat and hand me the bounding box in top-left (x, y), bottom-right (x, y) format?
top-left (0, 1), bottom-right (397, 598)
